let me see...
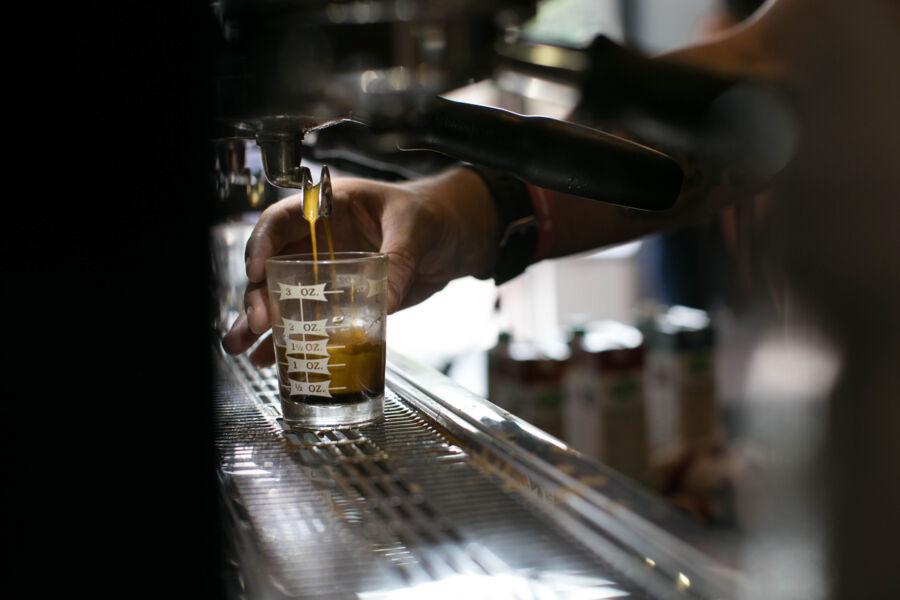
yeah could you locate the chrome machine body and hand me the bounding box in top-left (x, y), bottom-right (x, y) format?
top-left (215, 346), bottom-right (739, 599)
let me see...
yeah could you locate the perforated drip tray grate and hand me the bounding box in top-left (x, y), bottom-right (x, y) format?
top-left (215, 350), bottom-right (732, 600)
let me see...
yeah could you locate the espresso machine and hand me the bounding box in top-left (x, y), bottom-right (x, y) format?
top-left (211, 0), bottom-right (787, 214)
top-left (208, 2), bottom-right (797, 599)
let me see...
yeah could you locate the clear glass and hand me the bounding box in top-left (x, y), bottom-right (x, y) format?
top-left (266, 252), bottom-right (388, 429)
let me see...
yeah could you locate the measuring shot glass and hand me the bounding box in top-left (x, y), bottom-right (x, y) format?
top-left (266, 252), bottom-right (388, 429)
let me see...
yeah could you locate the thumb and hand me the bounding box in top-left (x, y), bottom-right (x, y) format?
top-left (379, 224), bottom-right (419, 315)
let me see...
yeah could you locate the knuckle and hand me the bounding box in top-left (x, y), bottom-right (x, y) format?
top-left (386, 248), bottom-right (417, 276)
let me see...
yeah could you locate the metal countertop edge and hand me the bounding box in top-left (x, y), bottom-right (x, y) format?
top-left (386, 349), bottom-right (742, 600)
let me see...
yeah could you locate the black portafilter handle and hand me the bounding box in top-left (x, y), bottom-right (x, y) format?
top-left (403, 96), bottom-right (684, 211)
top-left (576, 37), bottom-right (793, 183)
top-left (490, 35), bottom-right (793, 186)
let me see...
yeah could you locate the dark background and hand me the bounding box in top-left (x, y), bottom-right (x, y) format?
top-left (6, 3), bottom-right (222, 597)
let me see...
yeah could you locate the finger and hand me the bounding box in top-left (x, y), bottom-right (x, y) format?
top-left (243, 282), bottom-right (271, 335)
top-left (378, 217), bottom-right (420, 315)
top-left (382, 249), bottom-right (417, 314)
top-left (245, 194), bottom-right (308, 283)
top-left (249, 333), bottom-right (276, 367)
top-left (222, 312), bottom-right (262, 355)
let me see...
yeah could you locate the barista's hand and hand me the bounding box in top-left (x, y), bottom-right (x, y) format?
top-left (222, 166), bottom-right (498, 366)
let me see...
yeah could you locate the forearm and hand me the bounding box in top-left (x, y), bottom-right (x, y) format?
top-left (530, 183), bottom-right (719, 261)
top-left (534, 0), bottom-right (796, 261)
top-left (398, 0), bottom-right (801, 273)
top-left (400, 161), bottom-right (728, 276)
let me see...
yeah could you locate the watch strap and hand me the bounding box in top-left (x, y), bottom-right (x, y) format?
top-left (465, 165), bottom-right (538, 284)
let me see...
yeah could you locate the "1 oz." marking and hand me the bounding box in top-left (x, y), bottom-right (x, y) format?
top-left (287, 356), bottom-right (331, 375)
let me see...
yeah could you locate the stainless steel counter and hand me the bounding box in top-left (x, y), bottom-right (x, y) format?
top-left (214, 347), bottom-right (740, 599)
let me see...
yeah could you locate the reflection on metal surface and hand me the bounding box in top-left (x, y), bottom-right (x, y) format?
top-left (360, 572), bottom-right (629, 600)
top-left (744, 330), bottom-right (841, 405)
top-left (495, 40), bottom-right (590, 73)
top-left (739, 326), bottom-right (841, 600)
top-left (384, 351), bottom-right (740, 599)
top-left (215, 347), bottom-right (738, 598)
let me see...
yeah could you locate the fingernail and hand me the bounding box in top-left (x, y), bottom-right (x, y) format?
top-left (247, 304), bottom-right (267, 335)
top-left (386, 280), bottom-right (401, 314)
top-left (230, 311), bottom-right (247, 333)
top-left (247, 257), bottom-right (258, 281)
top-left (221, 314), bottom-right (244, 354)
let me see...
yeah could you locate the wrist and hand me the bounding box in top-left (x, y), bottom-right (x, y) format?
top-left (528, 184), bottom-right (554, 262)
top-left (463, 165), bottom-right (537, 284)
top-left (443, 167), bottom-right (499, 279)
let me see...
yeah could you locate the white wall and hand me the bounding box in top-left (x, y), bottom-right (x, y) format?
top-left (631, 0), bottom-right (719, 53)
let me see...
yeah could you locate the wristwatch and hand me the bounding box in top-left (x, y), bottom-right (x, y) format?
top-left (464, 165), bottom-right (538, 285)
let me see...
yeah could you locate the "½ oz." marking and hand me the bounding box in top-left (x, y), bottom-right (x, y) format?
top-left (289, 380), bottom-right (332, 398)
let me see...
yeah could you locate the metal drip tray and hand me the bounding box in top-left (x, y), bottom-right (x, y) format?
top-left (215, 349), bottom-right (738, 599)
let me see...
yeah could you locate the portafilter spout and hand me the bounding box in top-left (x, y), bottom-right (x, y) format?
top-left (296, 165), bottom-right (334, 224)
top-left (231, 115), bottom-right (347, 191)
top-left (316, 165), bottom-right (333, 218)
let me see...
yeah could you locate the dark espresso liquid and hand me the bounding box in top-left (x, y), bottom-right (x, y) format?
top-left (276, 327), bottom-right (386, 405)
